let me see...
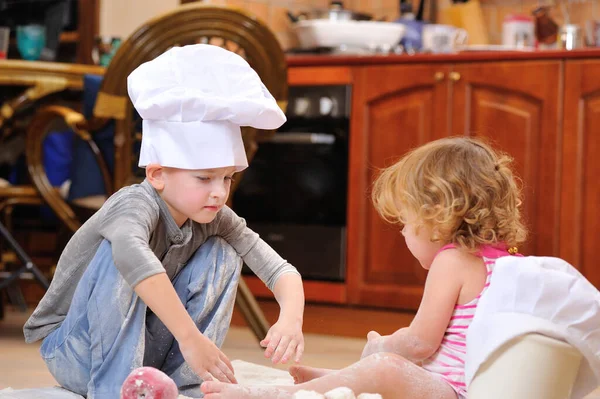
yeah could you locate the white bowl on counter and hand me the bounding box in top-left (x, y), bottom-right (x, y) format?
top-left (293, 20), bottom-right (406, 52)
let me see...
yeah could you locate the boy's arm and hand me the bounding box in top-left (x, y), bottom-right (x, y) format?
top-left (98, 192), bottom-right (236, 382)
top-left (272, 273), bottom-right (305, 325)
top-left (260, 272), bottom-right (305, 363)
top-left (134, 273), bottom-right (237, 383)
top-left (209, 206), bottom-right (301, 290)
top-left (97, 191), bottom-right (165, 287)
top-left (210, 206), bottom-right (305, 363)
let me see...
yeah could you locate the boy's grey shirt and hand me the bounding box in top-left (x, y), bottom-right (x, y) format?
top-left (23, 180), bottom-right (299, 343)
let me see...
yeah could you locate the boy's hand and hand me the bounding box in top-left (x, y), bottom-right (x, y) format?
top-left (360, 330), bottom-right (390, 359)
top-left (260, 316), bottom-right (304, 364)
top-left (179, 331), bottom-right (238, 384)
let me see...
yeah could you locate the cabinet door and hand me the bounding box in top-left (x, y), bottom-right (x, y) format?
top-left (561, 60), bottom-right (600, 288)
top-left (347, 64), bottom-right (450, 310)
top-left (451, 61), bottom-right (562, 258)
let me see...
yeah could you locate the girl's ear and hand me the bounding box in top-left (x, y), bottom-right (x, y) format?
top-left (146, 164), bottom-right (165, 191)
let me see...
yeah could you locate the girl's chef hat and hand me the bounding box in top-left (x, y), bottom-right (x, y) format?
top-left (466, 256), bottom-right (600, 398)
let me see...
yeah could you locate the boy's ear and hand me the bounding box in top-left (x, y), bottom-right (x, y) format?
top-left (146, 164), bottom-right (165, 191)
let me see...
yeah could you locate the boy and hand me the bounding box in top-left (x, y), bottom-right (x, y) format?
top-left (23, 44), bottom-right (305, 398)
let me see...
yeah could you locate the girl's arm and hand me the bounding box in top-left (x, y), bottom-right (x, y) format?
top-left (363, 250), bottom-right (466, 362)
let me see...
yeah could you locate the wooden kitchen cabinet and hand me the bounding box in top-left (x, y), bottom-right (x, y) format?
top-left (347, 61), bottom-right (563, 310)
top-left (451, 61), bottom-right (563, 258)
top-left (247, 51), bottom-right (600, 309)
top-left (346, 64), bottom-right (450, 309)
top-left (560, 60), bottom-right (600, 289)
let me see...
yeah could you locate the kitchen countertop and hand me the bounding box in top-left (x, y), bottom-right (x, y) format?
top-left (286, 48), bottom-right (600, 67)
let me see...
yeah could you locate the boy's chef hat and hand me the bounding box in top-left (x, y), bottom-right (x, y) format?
top-left (127, 44), bottom-right (286, 171)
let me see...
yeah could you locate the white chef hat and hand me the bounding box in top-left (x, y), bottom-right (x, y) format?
top-left (127, 44), bottom-right (286, 171)
top-left (465, 256), bottom-right (600, 399)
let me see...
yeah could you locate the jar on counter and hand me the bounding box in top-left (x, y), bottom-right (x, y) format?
top-left (502, 14), bottom-right (535, 48)
top-left (559, 24), bottom-right (584, 50)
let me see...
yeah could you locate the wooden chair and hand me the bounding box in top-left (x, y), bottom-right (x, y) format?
top-left (25, 3), bottom-right (288, 342)
top-left (0, 61), bottom-right (104, 317)
top-left (0, 61), bottom-right (104, 229)
top-left (0, 184), bottom-right (45, 319)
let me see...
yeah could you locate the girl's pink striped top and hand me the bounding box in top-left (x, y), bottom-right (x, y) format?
top-left (421, 244), bottom-right (520, 398)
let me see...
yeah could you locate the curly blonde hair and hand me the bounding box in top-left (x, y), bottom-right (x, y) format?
top-left (372, 137), bottom-right (527, 251)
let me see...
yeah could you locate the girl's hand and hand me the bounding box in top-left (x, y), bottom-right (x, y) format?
top-left (360, 330), bottom-right (391, 359)
top-left (260, 316), bottom-right (304, 364)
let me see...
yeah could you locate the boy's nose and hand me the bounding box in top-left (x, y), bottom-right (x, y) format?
top-left (211, 183), bottom-right (227, 199)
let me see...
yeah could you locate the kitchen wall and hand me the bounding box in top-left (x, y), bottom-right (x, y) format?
top-left (186, 0), bottom-right (412, 49)
top-left (200, 0), bottom-right (600, 48)
top-left (99, 0), bottom-right (180, 38)
top-left (99, 0), bottom-right (600, 49)
top-left (98, 0), bottom-right (414, 49)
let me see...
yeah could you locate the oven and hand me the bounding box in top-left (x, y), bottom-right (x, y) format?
top-left (234, 85), bottom-right (350, 282)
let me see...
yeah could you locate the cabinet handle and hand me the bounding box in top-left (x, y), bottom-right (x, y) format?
top-left (449, 72), bottom-right (461, 82)
top-left (434, 71), bottom-right (445, 82)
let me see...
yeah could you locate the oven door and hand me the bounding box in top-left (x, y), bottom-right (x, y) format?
top-left (234, 128), bottom-right (348, 282)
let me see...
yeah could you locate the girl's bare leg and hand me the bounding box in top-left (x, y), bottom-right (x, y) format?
top-left (202, 353), bottom-right (457, 399)
top-left (289, 365), bottom-right (335, 384)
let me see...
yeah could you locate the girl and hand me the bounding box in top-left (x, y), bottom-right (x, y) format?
top-left (201, 137), bottom-right (528, 399)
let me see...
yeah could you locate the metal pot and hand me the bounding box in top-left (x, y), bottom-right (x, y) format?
top-left (287, 1), bottom-right (373, 23)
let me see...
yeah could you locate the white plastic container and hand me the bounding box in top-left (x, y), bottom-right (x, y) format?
top-left (502, 14), bottom-right (535, 48)
top-left (469, 333), bottom-right (582, 399)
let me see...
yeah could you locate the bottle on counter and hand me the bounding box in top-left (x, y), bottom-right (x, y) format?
top-left (532, 6), bottom-right (559, 49)
top-left (395, 0), bottom-right (427, 53)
